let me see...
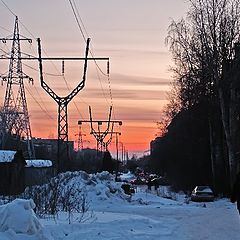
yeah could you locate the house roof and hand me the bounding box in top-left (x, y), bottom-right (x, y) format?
top-left (25, 160), bottom-right (53, 168)
top-left (0, 150), bottom-right (16, 163)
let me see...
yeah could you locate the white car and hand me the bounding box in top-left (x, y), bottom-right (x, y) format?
top-left (191, 186), bottom-right (214, 202)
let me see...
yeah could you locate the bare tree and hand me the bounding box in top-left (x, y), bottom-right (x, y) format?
top-left (166, 0), bottom-right (240, 189)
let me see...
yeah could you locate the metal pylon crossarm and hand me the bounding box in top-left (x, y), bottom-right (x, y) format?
top-left (78, 106), bottom-right (122, 153)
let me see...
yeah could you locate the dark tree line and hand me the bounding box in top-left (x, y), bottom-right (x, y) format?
top-left (151, 104), bottom-right (213, 191)
top-left (152, 0), bottom-right (240, 193)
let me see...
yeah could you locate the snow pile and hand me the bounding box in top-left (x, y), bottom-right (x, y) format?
top-left (23, 171), bottom-right (130, 216)
top-left (0, 199), bottom-right (42, 234)
top-left (0, 150), bottom-right (16, 162)
top-left (88, 171), bottom-right (130, 202)
top-left (55, 171), bottom-right (129, 202)
top-left (25, 159), bottom-right (53, 168)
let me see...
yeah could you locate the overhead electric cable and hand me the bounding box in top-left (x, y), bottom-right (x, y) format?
top-left (69, 0), bottom-right (86, 41)
top-left (0, 0), bottom-right (88, 120)
top-left (25, 86), bottom-right (55, 121)
top-left (0, 0), bottom-right (16, 16)
top-left (0, 25), bottom-right (11, 33)
top-left (69, 0), bottom-right (114, 108)
top-left (23, 62), bottom-right (62, 77)
top-left (69, 0), bottom-right (108, 76)
top-left (73, 0), bottom-right (114, 106)
top-left (72, 0), bottom-right (89, 37)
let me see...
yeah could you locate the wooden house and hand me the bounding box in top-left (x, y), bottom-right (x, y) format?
top-left (25, 159), bottom-right (54, 186)
top-left (0, 150), bottom-right (26, 195)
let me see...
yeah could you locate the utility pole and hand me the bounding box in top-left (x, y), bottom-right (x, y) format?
top-left (113, 131), bottom-right (121, 181)
top-left (78, 106), bottom-right (122, 153)
top-left (0, 16), bottom-right (35, 159)
top-left (125, 150), bottom-right (129, 165)
top-left (113, 132), bottom-right (121, 161)
top-left (119, 142), bottom-right (124, 163)
top-left (37, 38), bottom-right (109, 172)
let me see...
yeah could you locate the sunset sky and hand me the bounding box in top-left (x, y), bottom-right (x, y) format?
top-left (0, 0), bottom-right (188, 157)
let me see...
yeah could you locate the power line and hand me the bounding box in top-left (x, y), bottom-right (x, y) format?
top-left (23, 62), bottom-right (62, 77)
top-left (25, 86), bottom-right (55, 121)
top-left (69, 0), bottom-right (86, 41)
top-left (76, 0), bottom-right (113, 108)
top-left (69, 0), bottom-right (109, 77)
top-left (0, 0), bottom-right (16, 17)
top-left (0, 25), bottom-right (11, 33)
top-left (0, 0), bottom-right (37, 40)
top-left (1, 0), bottom-right (114, 128)
top-left (72, 0), bottom-right (89, 38)
top-left (95, 64), bottom-right (110, 106)
top-left (68, 0), bottom-right (114, 105)
top-left (0, 0), bottom-right (89, 120)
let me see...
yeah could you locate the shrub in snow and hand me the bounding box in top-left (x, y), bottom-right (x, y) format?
top-left (23, 171), bottom-right (130, 221)
top-left (0, 199), bottom-right (42, 234)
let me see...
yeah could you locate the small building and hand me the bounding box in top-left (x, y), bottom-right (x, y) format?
top-left (33, 138), bottom-right (74, 161)
top-left (25, 159), bottom-right (54, 187)
top-left (0, 150), bottom-right (26, 195)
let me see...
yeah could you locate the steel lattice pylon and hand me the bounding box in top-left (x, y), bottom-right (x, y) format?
top-left (78, 106), bottom-right (122, 153)
top-left (37, 38), bottom-right (90, 171)
top-left (37, 37), bottom-right (110, 172)
top-left (0, 16), bottom-right (35, 159)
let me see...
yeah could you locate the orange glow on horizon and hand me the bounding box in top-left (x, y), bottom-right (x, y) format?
top-left (32, 118), bottom-right (157, 156)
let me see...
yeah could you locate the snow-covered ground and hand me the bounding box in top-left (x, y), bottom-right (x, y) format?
top-left (0, 171), bottom-right (239, 240)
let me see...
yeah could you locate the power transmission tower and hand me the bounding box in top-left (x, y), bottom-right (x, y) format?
top-left (78, 106), bottom-right (122, 153)
top-left (0, 16), bottom-right (35, 159)
top-left (78, 126), bottom-right (84, 151)
top-left (75, 125), bottom-right (87, 151)
top-left (37, 38), bottom-right (109, 172)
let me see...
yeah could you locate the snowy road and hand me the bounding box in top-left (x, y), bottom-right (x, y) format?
top-left (89, 201), bottom-right (240, 240)
top-left (44, 194), bottom-right (240, 240)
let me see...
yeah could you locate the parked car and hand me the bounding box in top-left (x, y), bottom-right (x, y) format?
top-left (191, 186), bottom-right (214, 202)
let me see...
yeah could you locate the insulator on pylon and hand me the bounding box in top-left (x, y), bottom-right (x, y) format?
top-left (107, 60), bottom-right (110, 75)
top-left (62, 60), bottom-right (65, 75)
top-left (29, 77), bottom-right (34, 85)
